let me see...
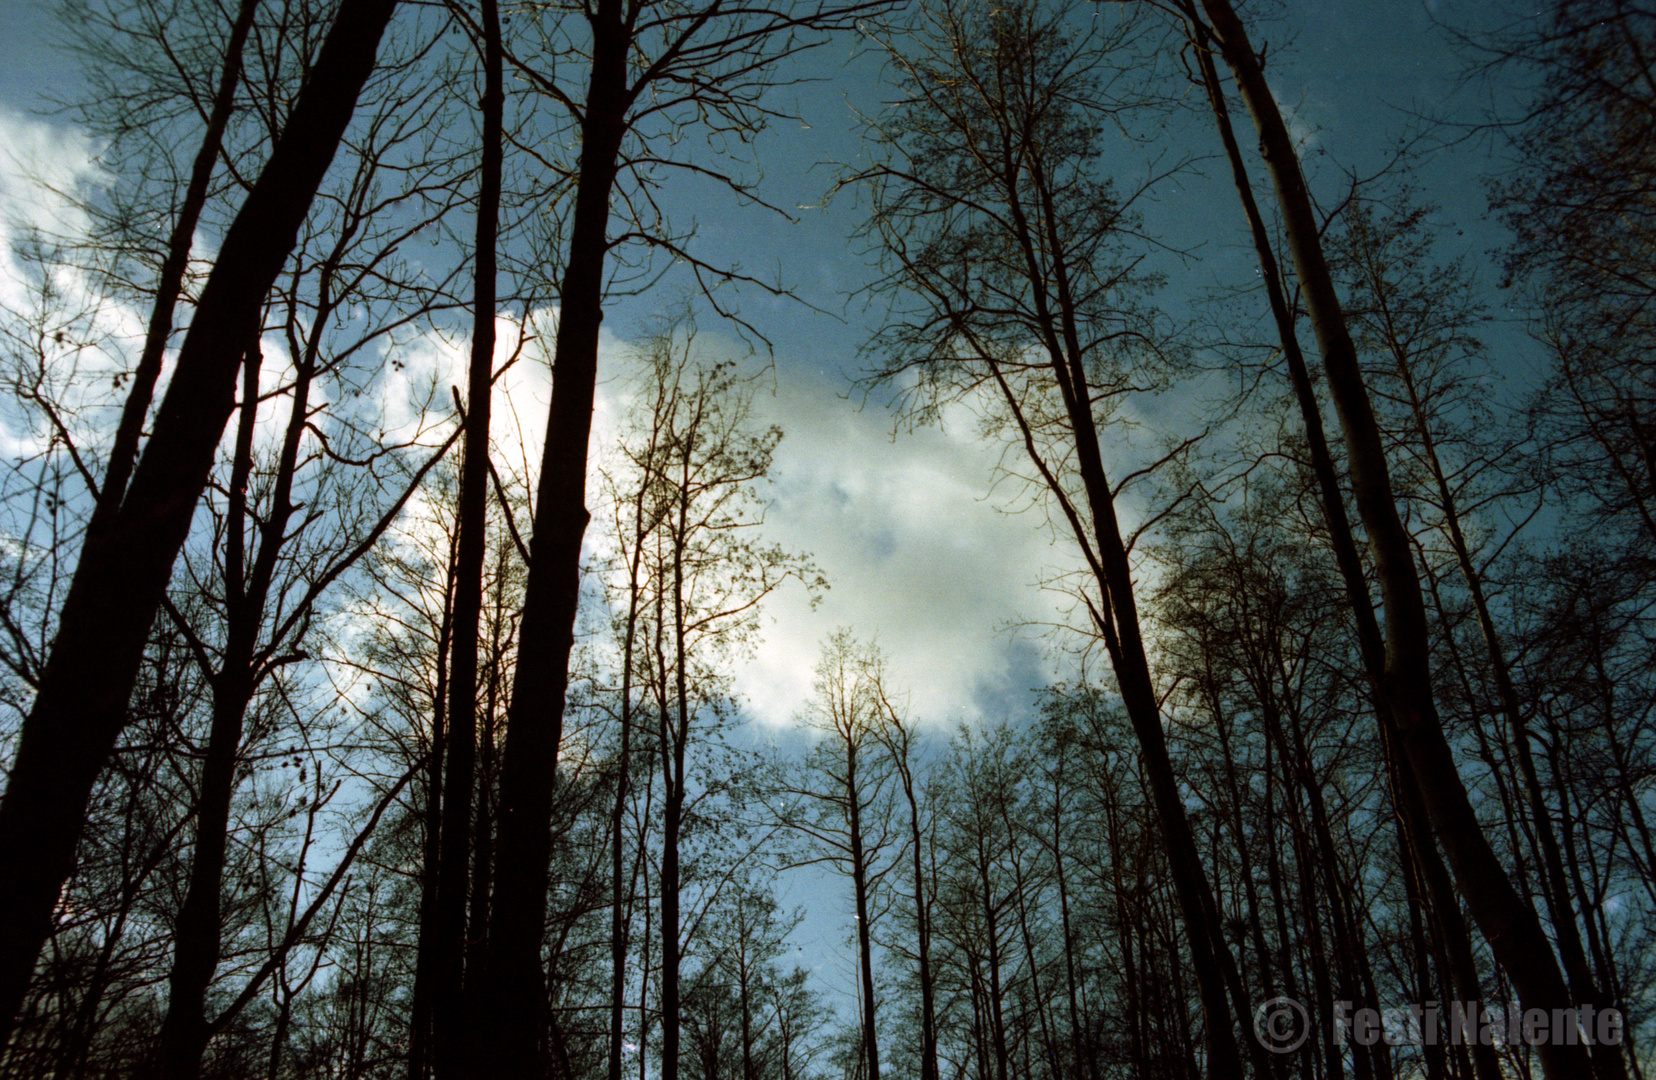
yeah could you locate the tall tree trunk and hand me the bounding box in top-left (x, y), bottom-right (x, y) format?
top-left (610, 401), bottom-right (659, 1080)
top-left (433, 0), bottom-right (502, 1073)
top-left (894, 741), bottom-right (938, 1080)
top-left (608, 593), bottom-right (640, 1080)
top-left (1282, 771), bottom-right (1344, 1080)
top-left (1261, 737), bottom-right (1319, 1080)
top-left (1382, 315), bottom-right (1626, 1080)
top-left (1400, 833), bottom-right (1447, 1080)
top-left (155, 197), bottom-right (338, 1079)
top-left (660, 474), bottom-right (694, 1080)
top-left (976, 840), bottom-right (1009, 1080)
top-left (1205, 679), bottom-right (1287, 1080)
top-left (481, 0), bottom-right (630, 1065)
top-left (409, 563), bottom-right (456, 1080)
top-left (847, 743), bottom-right (881, 1080)
top-left (0, 0), bottom-right (400, 1043)
top-left (737, 901), bottom-right (755, 1080)
top-left (465, 540), bottom-right (510, 994)
top-left (975, 257), bottom-right (1244, 1079)
top-left (151, 346), bottom-right (263, 1080)
top-left (986, 149), bottom-right (1248, 1070)
top-left (465, 624), bottom-right (498, 988)
top-left (660, 728), bottom-right (685, 1080)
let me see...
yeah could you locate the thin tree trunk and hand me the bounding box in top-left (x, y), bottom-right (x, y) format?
top-left (433, 0), bottom-right (502, 1072)
top-left (847, 743), bottom-right (881, 1080)
top-left (91, 0), bottom-right (260, 531)
top-left (1261, 736), bottom-right (1319, 1080)
top-left (152, 345), bottom-right (263, 1080)
top-left (157, 258), bottom-right (333, 1078)
top-left (1283, 771), bottom-right (1344, 1080)
top-left (1205, 678), bottom-right (1287, 1080)
top-left (660, 735), bottom-right (685, 1080)
top-left (409, 562), bottom-right (456, 1080)
top-left (659, 470), bottom-right (695, 1080)
top-left (976, 840), bottom-right (1009, 1080)
top-left (268, 976), bottom-right (295, 1080)
top-left (998, 162), bottom-right (1247, 1073)
top-left (1376, 273), bottom-right (1625, 1080)
top-left (609, 393), bottom-right (661, 1080)
top-left (1006, 843), bottom-right (1057, 1080)
top-left (894, 740), bottom-right (938, 1080)
top-left (465, 540), bottom-right (512, 998)
top-left (738, 900), bottom-right (755, 1080)
top-left (1400, 840), bottom-right (1448, 1080)
top-left (465, 627), bottom-right (498, 988)
top-left (608, 615), bottom-right (638, 1080)
top-left (1047, 762), bottom-right (1087, 1080)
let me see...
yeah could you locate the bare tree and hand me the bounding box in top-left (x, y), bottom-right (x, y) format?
top-left (867, 676), bottom-right (938, 1080)
top-left (1184, 1), bottom-right (1599, 1075)
top-left (0, 0), bottom-right (405, 1045)
top-left (477, 0), bottom-right (890, 1060)
top-left (782, 632), bottom-right (901, 1080)
top-left (612, 322), bottom-right (821, 1080)
top-left (847, 0), bottom-right (1255, 1068)
top-left (427, 0), bottom-right (507, 1074)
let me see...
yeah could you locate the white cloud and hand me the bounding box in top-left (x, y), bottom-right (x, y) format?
top-left (732, 367), bottom-right (1080, 729)
top-left (569, 327), bottom-right (1199, 734)
top-left (374, 306), bottom-right (635, 484)
top-left (0, 107), bottom-right (141, 470)
top-left (0, 105), bottom-right (104, 243)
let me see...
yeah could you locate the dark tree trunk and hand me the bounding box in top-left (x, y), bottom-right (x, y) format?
top-left (433, 0), bottom-right (502, 1073)
top-left (895, 746), bottom-right (938, 1080)
top-left (609, 477), bottom-right (650, 1080)
top-left (1046, 765), bottom-right (1093, 1080)
top-left (976, 838), bottom-right (1009, 1080)
top-left (151, 347), bottom-right (263, 1080)
top-left (466, 564), bottom-right (504, 989)
top-left (155, 197), bottom-right (336, 1079)
top-left (995, 157), bottom-right (1247, 1073)
top-left (409, 570), bottom-right (455, 1080)
top-left (1186, 5), bottom-right (1589, 1077)
top-left (1260, 739), bottom-right (1318, 1080)
top-left (661, 749), bottom-right (685, 1080)
top-left (0, 0), bottom-right (400, 1044)
top-left (1385, 324), bottom-right (1627, 1080)
top-left (1205, 681), bottom-right (1286, 1080)
top-left (481, 0), bottom-right (630, 1066)
top-left (659, 473), bottom-right (694, 1080)
top-left (1400, 829), bottom-right (1448, 1080)
top-left (847, 743), bottom-right (881, 1080)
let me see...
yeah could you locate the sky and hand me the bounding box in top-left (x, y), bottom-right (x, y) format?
top-left (0, 0), bottom-right (1544, 1006)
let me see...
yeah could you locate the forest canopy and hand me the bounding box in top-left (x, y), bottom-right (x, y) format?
top-left (0, 0), bottom-right (1650, 1078)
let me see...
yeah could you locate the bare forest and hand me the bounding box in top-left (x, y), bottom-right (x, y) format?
top-left (0, 0), bottom-right (1651, 1078)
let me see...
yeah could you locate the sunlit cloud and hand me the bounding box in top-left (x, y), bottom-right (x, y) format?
top-left (734, 367), bottom-right (1081, 729)
top-left (0, 107), bottom-right (141, 469)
